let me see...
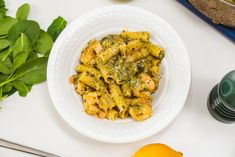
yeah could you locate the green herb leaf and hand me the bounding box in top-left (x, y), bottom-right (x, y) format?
top-left (34, 30), bottom-right (53, 55)
top-left (0, 39), bottom-right (9, 51)
top-left (11, 57), bottom-right (48, 85)
top-left (16, 3), bottom-right (30, 21)
top-left (0, 49), bottom-right (12, 74)
top-left (0, 35), bottom-right (7, 39)
top-left (13, 52), bottom-right (30, 72)
top-left (13, 80), bottom-right (30, 96)
top-left (0, 0), bottom-right (7, 19)
top-left (1, 46), bottom-right (12, 61)
top-left (8, 20), bottom-right (40, 45)
top-left (27, 84), bottom-right (32, 92)
top-left (0, 73), bottom-right (9, 83)
top-left (0, 1), bottom-right (67, 103)
top-left (0, 17), bottom-right (18, 36)
top-left (2, 87), bottom-right (16, 98)
top-left (2, 82), bottom-right (12, 92)
top-left (28, 51), bottom-right (39, 60)
top-left (12, 33), bottom-right (32, 55)
top-left (0, 86), bottom-right (2, 101)
top-left (47, 16), bottom-right (67, 41)
top-left (12, 33), bottom-right (32, 71)
top-left (0, 57), bottom-right (12, 74)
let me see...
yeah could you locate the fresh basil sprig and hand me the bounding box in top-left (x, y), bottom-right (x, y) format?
top-left (0, 1), bottom-right (67, 103)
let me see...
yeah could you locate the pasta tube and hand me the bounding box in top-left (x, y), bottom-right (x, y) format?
top-left (99, 46), bottom-right (119, 63)
top-left (148, 43), bottom-right (165, 59)
top-left (121, 31), bottom-right (150, 42)
top-left (106, 109), bottom-right (119, 120)
top-left (77, 65), bottom-right (102, 79)
top-left (127, 48), bottom-right (149, 62)
top-left (109, 83), bottom-right (127, 112)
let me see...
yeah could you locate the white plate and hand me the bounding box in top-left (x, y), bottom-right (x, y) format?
top-left (47, 5), bottom-right (191, 143)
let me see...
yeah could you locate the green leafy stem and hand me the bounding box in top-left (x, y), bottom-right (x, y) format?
top-left (0, 0), bottom-right (67, 102)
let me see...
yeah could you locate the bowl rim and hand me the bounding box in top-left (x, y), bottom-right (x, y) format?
top-left (47, 5), bottom-right (192, 143)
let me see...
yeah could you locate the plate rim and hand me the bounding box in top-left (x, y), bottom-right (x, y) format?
top-left (47, 5), bottom-right (192, 143)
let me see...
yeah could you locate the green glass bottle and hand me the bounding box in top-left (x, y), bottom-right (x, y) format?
top-left (207, 70), bottom-right (235, 123)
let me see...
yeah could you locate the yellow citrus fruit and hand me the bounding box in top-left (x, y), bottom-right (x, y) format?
top-left (133, 143), bottom-right (183, 157)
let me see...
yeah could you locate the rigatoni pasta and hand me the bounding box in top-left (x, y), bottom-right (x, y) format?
top-left (70, 30), bottom-right (165, 121)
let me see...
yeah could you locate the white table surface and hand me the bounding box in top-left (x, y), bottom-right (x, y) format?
top-left (0, 0), bottom-right (235, 157)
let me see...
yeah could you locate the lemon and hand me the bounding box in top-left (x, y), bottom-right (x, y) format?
top-left (133, 143), bottom-right (183, 157)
